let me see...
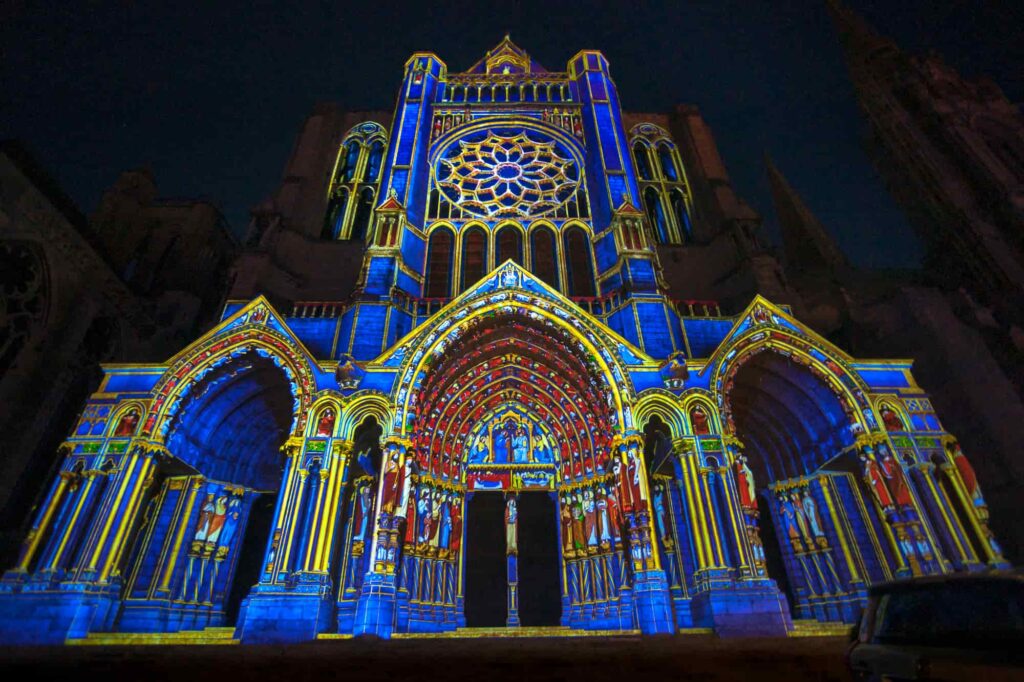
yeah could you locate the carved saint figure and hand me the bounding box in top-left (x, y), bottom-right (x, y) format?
top-left (512, 425), bottom-right (530, 463)
top-left (316, 408), bottom-right (336, 437)
top-left (194, 493), bottom-right (216, 543)
top-left (114, 409), bottom-right (140, 437)
top-left (690, 405), bottom-right (711, 436)
top-left (735, 455), bottom-right (757, 510)
top-left (380, 450), bottom-right (403, 514)
top-left (879, 449), bottom-right (913, 508)
top-left (560, 495), bottom-right (574, 554)
top-left (880, 405), bottom-right (903, 432)
top-left (861, 454), bottom-right (894, 510)
top-left (596, 487), bottom-right (611, 547)
top-left (449, 496), bottom-right (463, 554)
top-left (583, 490), bottom-right (598, 548)
top-left (354, 484), bottom-right (372, 542)
top-left (505, 496), bottom-right (518, 555)
top-left (802, 490), bottom-right (825, 538)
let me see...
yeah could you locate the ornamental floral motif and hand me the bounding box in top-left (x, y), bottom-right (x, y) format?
top-left (436, 131), bottom-right (579, 218)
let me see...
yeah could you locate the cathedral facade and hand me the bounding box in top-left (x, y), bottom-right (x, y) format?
top-left (0, 38), bottom-right (1009, 645)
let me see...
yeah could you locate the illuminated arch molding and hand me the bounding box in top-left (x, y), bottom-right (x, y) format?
top-left (339, 392), bottom-right (392, 442)
top-left (708, 323), bottom-right (875, 436)
top-left (323, 121), bottom-right (389, 241)
top-left (145, 324), bottom-right (316, 442)
top-left (629, 122), bottom-right (696, 245)
top-left (634, 389), bottom-right (686, 439)
top-left (387, 288), bottom-right (642, 437)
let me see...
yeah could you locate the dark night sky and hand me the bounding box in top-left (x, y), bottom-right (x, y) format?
top-left (3, 1), bottom-right (1021, 269)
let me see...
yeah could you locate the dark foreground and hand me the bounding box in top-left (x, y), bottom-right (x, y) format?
top-left (1, 635), bottom-right (850, 682)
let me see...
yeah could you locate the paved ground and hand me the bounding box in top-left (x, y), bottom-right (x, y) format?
top-left (2, 635), bottom-right (852, 682)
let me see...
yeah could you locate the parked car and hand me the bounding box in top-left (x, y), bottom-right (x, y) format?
top-left (846, 572), bottom-right (1024, 680)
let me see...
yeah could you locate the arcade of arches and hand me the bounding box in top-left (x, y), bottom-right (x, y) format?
top-left (0, 294), bottom-right (1008, 645)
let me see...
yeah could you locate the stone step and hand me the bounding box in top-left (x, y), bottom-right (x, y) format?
top-left (788, 620), bottom-right (853, 637)
top-left (67, 626), bottom-right (239, 646)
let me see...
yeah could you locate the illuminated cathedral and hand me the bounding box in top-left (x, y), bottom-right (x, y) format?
top-left (0, 36), bottom-right (1010, 645)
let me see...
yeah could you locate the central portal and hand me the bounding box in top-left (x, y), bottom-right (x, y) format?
top-left (463, 491), bottom-right (561, 628)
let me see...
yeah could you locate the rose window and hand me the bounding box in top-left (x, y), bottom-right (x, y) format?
top-left (436, 131), bottom-right (580, 218)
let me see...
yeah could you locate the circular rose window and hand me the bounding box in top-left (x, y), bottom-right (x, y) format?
top-left (436, 130), bottom-right (580, 218)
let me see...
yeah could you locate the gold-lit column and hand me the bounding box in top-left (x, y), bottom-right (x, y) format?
top-left (45, 469), bottom-right (105, 572)
top-left (157, 477), bottom-right (203, 593)
top-left (313, 440), bottom-right (353, 572)
top-left (15, 469), bottom-right (74, 572)
top-left (673, 439), bottom-right (714, 573)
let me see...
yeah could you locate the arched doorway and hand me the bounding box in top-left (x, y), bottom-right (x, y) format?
top-left (116, 349), bottom-right (296, 632)
top-left (724, 349), bottom-right (869, 623)
top-left (394, 307), bottom-right (631, 632)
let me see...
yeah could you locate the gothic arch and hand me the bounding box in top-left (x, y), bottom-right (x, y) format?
top-left (146, 322), bottom-right (316, 442)
top-left (634, 389), bottom-right (686, 440)
top-left (339, 392), bottom-right (391, 442)
top-left (709, 323), bottom-right (874, 438)
top-left (384, 276), bottom-right (640, 439)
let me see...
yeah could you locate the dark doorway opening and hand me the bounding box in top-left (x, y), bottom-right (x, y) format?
top-left (517, 492), bottom-right (561, 626)
top-left (464, 492), bottom-right (507, 627)
top-left (224, 493), bottom-right (276, 624)
top-left (757, 494), bottom-right (794, 612)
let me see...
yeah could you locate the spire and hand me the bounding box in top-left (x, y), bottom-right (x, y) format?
top-left (765, 155), bottom-right (848, 274)
top-left (825, 0), bottom-right (902, 79)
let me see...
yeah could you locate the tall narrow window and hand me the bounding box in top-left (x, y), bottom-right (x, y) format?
top-left (658, 144), bottom-right (678, 181)
top-left (343, 141), bottom-right (361, 182)
top-left (644, 188), bottom-right (669, 244)
top-left (322, 188), bottom-right (350, 239)
top-left (633, 142), bottom-right (653, 181)
top-left (461, 227), bottom-right (487, 291)
top-left (425, 228), bottom-right (454, 298)
top-left (495, 226), bottom-right (523, 266)
top-left (672, 190), bottom-right (693, 243)
top-left (367, 141), bottom-right (385, 182)
top-left (350, 188), bottom-right (374, 241)
top-left (530, 226), bottom-right (559, 290)
top-left (564, 226), bottom-right (595, 297)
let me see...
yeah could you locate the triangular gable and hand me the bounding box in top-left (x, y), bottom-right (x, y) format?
top-left (613, 197), bottom-right (644, 216)
top-left (376, 190), bottom-right (405, 212)
top-left (696, 294), bottom-right (854, 376)
top-left (371, 260), bottom-right (657, 370)
top-left (465, 35), bottom-right (547, 75)
top-left (165, 295), bottom-right (322, 371)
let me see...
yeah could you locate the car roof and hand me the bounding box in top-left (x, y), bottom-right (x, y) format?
top-left (868, 570), bottom-right (1024, 597)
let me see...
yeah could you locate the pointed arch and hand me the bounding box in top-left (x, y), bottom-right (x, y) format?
top-left (563, 224), bottom-right (595, 297)
top-left (671, 189), bottom-right (693, 243)
top-left (529, 222), bottom-right (559, 291)
top-left (425, 225), bottom-right (455, 298)
top-left (495, 223), bottom-right (524, 266)
top-left (643, 187), bottom-right (669, 244)
top-left (350, 188), bottom-right (374, 242)
top-left (632, 141), bottom-right (653, 181)
top-left (461, 225), bottom-right (488, 291)
top-left (657, 143), bottom-right (678, 181)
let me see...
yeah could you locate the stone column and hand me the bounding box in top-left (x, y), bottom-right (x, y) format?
top-left (505, 493), bottom-right (519, 627)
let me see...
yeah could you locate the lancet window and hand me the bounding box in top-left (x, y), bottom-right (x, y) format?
top-left (425, 227), bottom-right (455, 298)
top-left (322, 122), bottom-right (388, 241)
top-left (629, 123), bottom-right (696, 245)
top-left (564, 225), bottom-right (595, 297)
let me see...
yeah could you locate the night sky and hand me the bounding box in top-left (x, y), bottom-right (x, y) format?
top-left (3, 1), bottom-right (1021, 269)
